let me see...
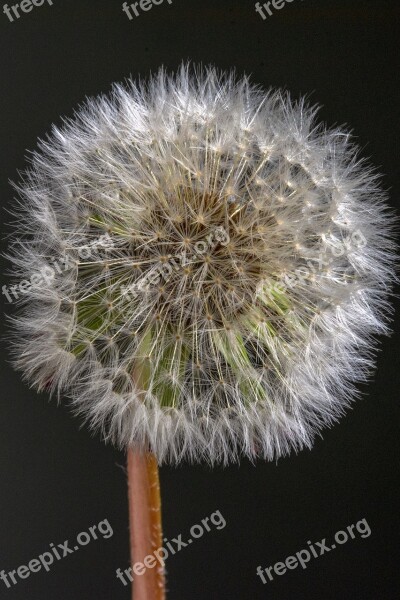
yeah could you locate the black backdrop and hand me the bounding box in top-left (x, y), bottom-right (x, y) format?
top-left (0, 1), bottom-right (399, 599)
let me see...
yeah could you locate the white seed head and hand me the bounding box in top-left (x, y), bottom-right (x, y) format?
top-left (6, 64), bottom-right (397, 464)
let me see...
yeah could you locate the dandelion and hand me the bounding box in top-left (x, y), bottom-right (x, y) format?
top-left (6, 64), bottom-right (396, 599)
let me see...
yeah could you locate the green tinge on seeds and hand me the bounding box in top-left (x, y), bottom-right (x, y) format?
top-left (135, 326), bottom-right (153, 392)
top-left (67, 299), bottom-right (111, 357)
top-left (213, 329), bottom-right (266, 403)
top-left (152, 335), bottom-right (190, 408)
top-left (89, 214), bottom-right (128, 237)
top-left (257, 282), bottom-right (292, 315)
top-left (69, 342), bottom-right (88, 357)
top-left (133, 327), bottom-right (190, 408)
top-left (76, 298), bottom-right (109, 333)
top-left (241, 308), bottom-right (276, 340)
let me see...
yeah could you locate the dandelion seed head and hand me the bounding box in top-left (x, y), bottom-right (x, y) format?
top-left (7, 64), bottom-right (397, 464)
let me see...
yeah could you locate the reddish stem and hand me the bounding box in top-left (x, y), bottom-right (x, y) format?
top-left (127, 447), bottom-right (165, 600)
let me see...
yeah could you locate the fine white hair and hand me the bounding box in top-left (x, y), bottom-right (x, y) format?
top-left (6, 64), bottom-right (397, 464)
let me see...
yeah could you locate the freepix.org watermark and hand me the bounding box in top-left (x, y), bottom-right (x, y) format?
top-left (120, 225), bottom-right (230, 302)
top-left (116, 509), bottom-right (226, 586)
top-left (2, 0), bottom-right (53, 22)
top-left (256, 517), bottom-right (371, 584)
top-left (0, 518), bottom-right (113, 589)
top-left (255, 0), bottom-right (304, 20)
top-left (2, 233), bottom-right (114, 304)
top-left (122, 0), bottom-right (172, 20)
top-left (257, 228), bottom-right (367, 304)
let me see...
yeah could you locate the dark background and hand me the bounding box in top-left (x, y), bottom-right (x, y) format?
top-left (0, 0), bottom-right (399, 598)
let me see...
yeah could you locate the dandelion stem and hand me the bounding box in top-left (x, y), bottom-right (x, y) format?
top-left (127, 448), bottom-right (165, 600)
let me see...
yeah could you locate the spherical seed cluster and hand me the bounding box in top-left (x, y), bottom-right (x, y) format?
top-left (7, 65), bottom-right (396, 463)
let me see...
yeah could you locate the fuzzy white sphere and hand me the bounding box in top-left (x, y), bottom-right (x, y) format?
top-left (7, 65), bottom-right (396, 463)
